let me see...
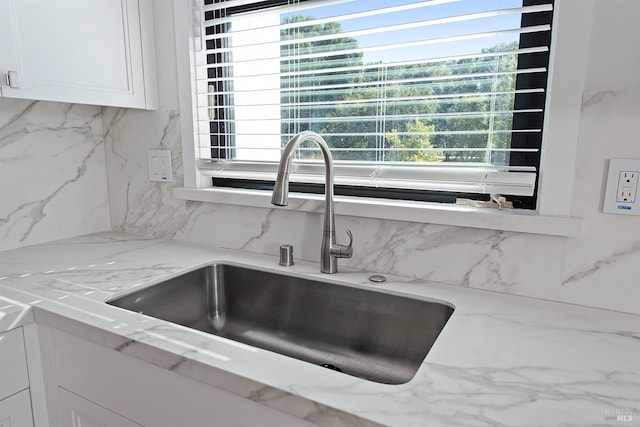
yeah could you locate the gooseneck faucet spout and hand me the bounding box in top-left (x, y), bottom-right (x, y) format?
top-left (271, 131), bottom-right (353, 273)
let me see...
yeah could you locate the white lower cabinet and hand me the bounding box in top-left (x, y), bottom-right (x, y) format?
top-left (0, 328), bottom-right (29, 400)
top-left (58, 388), bottom-right (141, 427)
top-left (49, 328), bottom-right (316, 427)
top-left (0, 390), bottom-right (34, 427)
top-left (0, 327), bottom-right (34, 427)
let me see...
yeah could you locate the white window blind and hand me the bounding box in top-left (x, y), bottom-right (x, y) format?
top-left (193, 0), bottom-right (553, 205)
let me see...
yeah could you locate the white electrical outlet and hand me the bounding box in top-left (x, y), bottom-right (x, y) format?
top-left (615, 171), bottom-right (638, 203)
top-left (603, 159), bottom-right (640, 215)
top-left (148, 150), bottom-right (173, 182)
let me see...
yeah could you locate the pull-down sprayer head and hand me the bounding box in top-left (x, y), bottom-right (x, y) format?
top-left (271, 131), bottom-right (328, 207)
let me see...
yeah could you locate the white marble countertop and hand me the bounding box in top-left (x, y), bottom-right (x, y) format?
top-left (0, 232), bottom-right (638, 427)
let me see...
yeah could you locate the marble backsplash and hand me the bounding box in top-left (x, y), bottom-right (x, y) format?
top-left (100, 88), bottom-right (640, 315)
top-left (1, 84), bottom-right (636, 315)
top-left (560, 91), bottom-right (640, 315)
top-left (0, 99), bottom-right (110, 251)
top-left (0, 92), bottom-right (636, 314)
top-left (176, 201), bottom-right (566, 301)
top-left (2, 1), bottom-right (637, 315)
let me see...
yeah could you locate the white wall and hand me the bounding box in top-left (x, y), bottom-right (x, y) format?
top-left (0, 99), bottom-right (110, 251)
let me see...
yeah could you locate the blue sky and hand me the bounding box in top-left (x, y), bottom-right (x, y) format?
top-left (280, 0), bottom-right (525, 63)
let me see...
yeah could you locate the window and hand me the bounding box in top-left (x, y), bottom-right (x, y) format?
top-left (193, 0), bottom-right (554, 209)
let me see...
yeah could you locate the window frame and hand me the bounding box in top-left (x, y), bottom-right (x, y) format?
top-left (173, 0), bottom-right (592, 237)
top-left (203, 0), bottom-right (550, 209)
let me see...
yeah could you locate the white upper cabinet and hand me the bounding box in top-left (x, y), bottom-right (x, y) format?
top-left (0, 0), bottom-right (157, 109)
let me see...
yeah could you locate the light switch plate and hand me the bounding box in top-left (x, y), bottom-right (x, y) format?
top-left (603, 158), bottom-right (640, 215)
top-left (148, 150), bottom-right (173, 182)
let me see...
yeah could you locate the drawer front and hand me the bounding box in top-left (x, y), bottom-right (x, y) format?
top-left (0, 389), bottom-right (34, 427)
top-left (0, 328), bottom-right (29, 400)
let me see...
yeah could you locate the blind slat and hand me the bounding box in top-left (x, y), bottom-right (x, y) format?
top-left (200, 47), bottom-right (548, 81)
top-left (201, 147), bottom-right (540, 152)
top-left (202, 69), bottom-right (547, 97)
top-left (196, 109), bottom-right (543, 122)
top-left (204, 4), bottom-right (552, 41)
top-left (205, 0), bottom-right (460, 25)
top-left (280, 89), bottom-right (545, 107)
top-left (201, 128), bottom-right (541, 137)
top-left (204, 66), bottom-right (547, 91)
top-left (205, 5), bottom-right (552, 48)
top-left (204, 25), bottom-right (551, 59)
top-left (202, 90), bottom-right (544, 110)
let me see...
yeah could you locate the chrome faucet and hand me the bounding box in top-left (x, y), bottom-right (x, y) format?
top-left (271, 131), bottom-right (353, 273)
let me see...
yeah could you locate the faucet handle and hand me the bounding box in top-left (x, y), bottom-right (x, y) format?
top-left (331, 230), bottom-right (353, 259)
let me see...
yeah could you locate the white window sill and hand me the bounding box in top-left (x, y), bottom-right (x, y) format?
top-left (173, 187), bottom-right (582, 237)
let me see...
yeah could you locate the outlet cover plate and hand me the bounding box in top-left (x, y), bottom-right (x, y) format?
top-left (603, 158), bottom-right (640, 215)
top-left (148, 150), bottom-right (173, 182)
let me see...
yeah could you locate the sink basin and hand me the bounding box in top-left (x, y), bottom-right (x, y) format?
top-left (107, 263), bottom-right (453, 384)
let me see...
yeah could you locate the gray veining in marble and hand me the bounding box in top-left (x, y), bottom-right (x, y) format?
top-left (1, 232), bottom-right (638, 427)
top-left (98, 79), bottom-right (640, 316)
top-left (559, 90), bottom-right (640, 315)
top-left (0, 99), bottom-right (110, 251)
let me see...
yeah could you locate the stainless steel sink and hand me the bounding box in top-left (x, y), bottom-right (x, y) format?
top-left (107, 263), bottom-right (453, 384)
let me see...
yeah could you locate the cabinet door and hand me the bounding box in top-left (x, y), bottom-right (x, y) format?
top-left (0, 328), bottom-right (29, 401)
top-left (0, 389), bottom-right (34, 427)
top-left (0, 0), bottom-right (156, 109)
top-left (52, 329), bottom-right (317, 427)
top-left (59, 388), bottom-right (142, 427)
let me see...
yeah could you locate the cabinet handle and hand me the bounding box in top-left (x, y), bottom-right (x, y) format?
top-left (5, 70), bottom-right (19, 88)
